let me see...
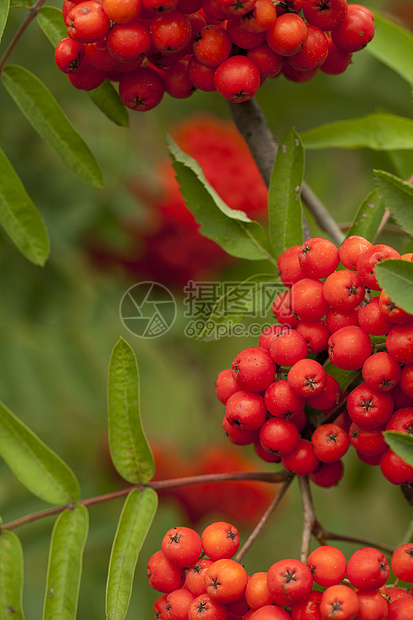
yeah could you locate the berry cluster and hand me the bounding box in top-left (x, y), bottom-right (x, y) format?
top-left (55, 0), bottom-right (375, 110)
top-left (149, 521), bottom-right (413, 619)
top-left (216, 235), bottom-right (413, 487)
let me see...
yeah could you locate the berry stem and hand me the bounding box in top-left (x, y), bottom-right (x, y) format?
top-left (312, 523), bottom-right (396, 555)
top-left (229, 98), bottom-right (345, 245)
top-left (0, 0), bottom-right (47, 72)
top-left (234, 472), bottom-right (295, 563)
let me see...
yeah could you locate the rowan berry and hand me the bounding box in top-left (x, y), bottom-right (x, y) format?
top-left (328, 325), bottom-right (371, 371)
top-left (379, 448), bottom-right (413, 485)
top-left (303, 0), bottom-right (348, 31)
top-left (347, 383), bottom-right (394, 430)
top-left (66, 1), bottom-right (111, 43)
top-left (296, 321), bottom-right (330, 354)
top-left (269, 328), bottom-right (308, 367)
top-left (232, 346), bottom-right (276, 392)
top-left (323, 270), bottom-right (365, 312)
top-left (309, 459), bottom-right (344, 487)
top-left (154, 593), bottom-right (169, 619)
top-left (204, 559), bottom-right (248, 604)
top-left (272, 290), bottom-right (300, 328)
top-left (362, 352), bottom-right (401, 393)
top-left (386, 321), bottom-right (413, 364)
top-left (298, 237), bottom-right (340, 280)
top-left (187, 594), bottom-right (228, 620)
top-left (385, 407), bottom-right (413, 436)
top-left (391, 543), bottom-right (413, 583)
top-left (307, 374), bottom-right (340, 411)
top-left (246, 43), bottom-right (283, 80)
top-left (288, 278), bottom-right (330, 322)
top-left (281, 438), bottom-right (320, 476)
top-left (346, 547), bottom-right (390, 591)
top-left (185, 559), bottom-right (215, 596)
top-left (226, 18), bottom-right (267, 49)
top-left (348, 423), bottom-right (388, 457)
top-left (287, 358), bottom-right (327, 398)
top-left (311, 423), bottom-right (350, 463)
top-left (224, 390), bottom-right (267, 432)
top-left (215, 369), bottom-right (242, 405)
top-left (276, 245), bottom-right (307, 287)
top-left (258, 324), bottom-right (287, 352)
top-left (320, 35), bottom-right (353, 75)
top-left (214, 55), bottom-right (261, 103)
top-left (102, 0), bottom-right (142, 22)
top-left (150, 10), bottom-right (192, 53)
top-left (259, 417), bottom-right (300, 456)
top-left (201, 522), bottom-right (240, 561)
top-left (267, 558), bottom-right (314, 607)
top-left (388, 597), bottom-right (413, 620)
top-left (356, 244), bottom-right (401, 291)
top-left (399, 364), bottom-right (413, 399)
top-left (67, 56), bottom-right (106, 89)
top-left (193, 25), bottom-right (233, 68)
top-left (245, 571), bottom-right (273, 609)
top-left (187, 55), bottom-right (217, 91)
top-left (358, 297), bottom-right (392, 336)
top-left (107, 21), bottom-right (151, 63)
top-left (118, 67), bottom-right (165, 111)
top-left (355, 589), bottom-right (389, 620)
top-left (266, 12), bottom-right (308, 57)
top-left (264, 379), bottom-right (305, 418)
top-left (291, 589), bottom-right (323, 620)
top-left (319, 584), bottom-right (360, 620)
top-left (166, 588), bottom-right (197, 620)
top-left (55, 36), bottom-right (85, 73)
top-left (240, 0), bottom-right (277, 34)
top-left (147, 549), bottom-right (186, 593)
top-left (222, 416), bottom-right (259, 446)
top-left (164, 60), bottom-right (196, 98)
top-left (307, 545), bottom-right (347, 587)
top-left (331, 4), bottom-right (375, 53)
top-left (161, 526), bottom-right (202, 567)
top-left (249, 606), bottom-right (292, 619)
top-left (325, 308), bottom-right (360, 334)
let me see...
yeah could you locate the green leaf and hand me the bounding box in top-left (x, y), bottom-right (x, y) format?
top-left (0, 146), bottom-right (50, 266)
top-left (106, 488), bottom-right (158, 620)
top-left (88, 81), bottom-right (129, 127)
top-left (108, 338), bottom-right (155, 485)
top-left (384, 431), bottom-right (413, 467)
top-left (301, 113), bottom-right (413, 151)
top-left (374, 170), bottom-right (413, 235)
top-left (375, 259), bottom-right (413, 315)
top-left (43, 505), bottom-right (89, 620)
top-left (0, 400), bottom-right (80, 504)
top-left (268, 128), bottom-right (304, 257)
top-left (0, 0), bottom-right (9, 44)
top-left (37, 6), bottom-right (67, 47)
top-left (191, 274), bottom-right (281, 341)
top-left (10, 0), bottom-right (30, 7)
top-left (168, 136), bottom-right (273, 263)
top-left (345, 189), bottom-right (386, 242)
top-left (0, 531), bottom-right (25, 620)
top-left (323, 360), bottom-right (360, 394)
top-left (1, 65), bottom-right (104, 189)
top-left (367, 11), bottom-right (413, 85)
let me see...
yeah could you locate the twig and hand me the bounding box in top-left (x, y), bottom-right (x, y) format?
top-left (0, 0), bottom-right (47, 72)
top-left (229, 98), bottom-right (345, 246)
top-left (234, 473), bottom-right (295, 564)
top-left (1, 470), bottom-right (289, 531)
top-left (313, 523), bottom-right (396, 556)
top-left (298, 476), bottom-right (317, 562)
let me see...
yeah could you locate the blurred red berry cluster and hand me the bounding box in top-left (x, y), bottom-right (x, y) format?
top-left (85, 113), bottom-right (268, 287)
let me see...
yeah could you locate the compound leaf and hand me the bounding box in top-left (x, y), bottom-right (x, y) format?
top-left (384, 431), bottom-right (413, 467)
top-left (0, 400), bottom-right (80, 504)
top-left (366, 11), bottom-right (413, 85)
top-left (0, 146), bottom-right (50, 266)
top-left (108, 338), bottom-right (154, 485)
top-left (37, 5), bottom-right (66, 46)
top-left (0, 530), bottom-right (25, 620)
top-left (375, 259), bottom-right (413, 315)
top-left (268, 127), bottom-right (304, 258)
top-left (168, 136), bottom-right (272, 263)
top-left (0, 0), bottom-right (9, 44)
top-left (106, 488), bottom-right (158, 620)
top-left (374, 170), bottom-right (413, 236)
top-left (88, 81), bottom-right (129, 127)
top-left (43, 505), bottom-right (89, 620)
top-left (345, 189), bottom-right (386, 242)
top-left (1, 65), bottom-right (104, 189)
top-left (301, 113), bottom-right (413, 151)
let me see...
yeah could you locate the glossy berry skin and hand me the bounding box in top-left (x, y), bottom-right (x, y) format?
top-left (303, 0), bottom-right (348, 31)
top-left (267, 558), bottom-right (313, 607)
top-left (226, 19), bottom-right (267, 50)
top-left (291, 590), bottom-right (323, 620)
top-left (232, 346), bottom-right (276, 392)
top-left (187, 56), bottom-right (217, 91)
top-left (102, 0), bottom-right (142, 23)
top-left (259, 417), bottom-right (300, 456)
top-left (348, 423), bottom-right (388, 457)
top-left (311, 423), bottom-right (350, 463)
top-left (240, 0), bottom-right (277, 34)
top-left (118, 67), bottom-right (165, 111)
top-left (201, 522), bottom-right (240, 561)
top-left (204, 559), bottom-right (248, 604)
top-left (107, 22), bottom-right (151, 63)
top-left (193, 25), bottom-right (233, 68)
top-left (281, 438), bottom-right (320, 476)
top-left (386, 321), bottom-right (413, 364)
top-left (161, 526), bottom-right (202, 567)
top-left (54, 36), bottom-right (85, 73)
top-left (247, 43), bottom-right (284, 80)
top-left (380, 448), bottom-right (413, 485)
top-left (331, 6), bottom-right (375, 53)
top-left (224, 390), bottom-right (267, 431)
top-left (339, 235), bottom-right (373, 271)
top-left (356, 244), bottom-right (401, 291)
top-left (245, 572), bottom-right (273, 609)
top-left (269, 329), bottom-right (308, 367)
top-left (249, 606), bottom-right (292, 619)
top-left (362, 351), bottom-right (401, 393)
top-left (166, 588), bottom-right (196, 620)
top-left (323, 270), bottom-right (365, 312)
top-left (388, 598), bottom-right (413, 620)
top-left (328, 326), bottom-right (371, 371)
top-left (266, 13), bottom-right (308, 57)
top-left (287, 24), bottom-right (329, 71)
top-left (187, 594), bottom-right (228, 620)
top-left (277, 245), bottom-right (307, 286)
top-left (164, 60), bottom-right (196, 99)
top-left (298, 237), bottom-right (340, 280)
top-left (391, 543), bottom-right (413, 583)
top-left (264, 379), bottom-right (305, 418)
top-left (66, 1), bottom-right (111, 44)
top-left (358, 297), bottom-right (392, 337)
top-left (307, 545), bottom-right (347, 587)
top-left (67, 56), bottom-right (106, 89)
top-left (150, 10), bottom-right (192, 53)
top-left (310, 459), bottom-right (344, 488)
top-left (288, 278), bottom-right (330, 322)
top-left (185, 558), bottom-right (214, 596)
top-left (147, 549), bottom-right (186, 593)
top-left (287, 358), bottom-right (327, 398)
top-left (346, 547), bottom-right (390, 591)
top-left (346, 383), bottom-right (394, 430)
top-left (215, 369), bottom-right (242, 404)
top-left (214, 56), bottom-right (261, 103)
top-left (319, 584), bottom-right (359, 620)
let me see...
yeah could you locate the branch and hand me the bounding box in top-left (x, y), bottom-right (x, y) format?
top-left (234, 472), bottom-right (295, 564)
top-left (298, 476), bottom-right (317, 562)
top-left (229, 98), bottom-right (345, 246)
top-left (0, 0), bottom-right (48, 72)
top-left (1, 469), bottom-right (289, 531)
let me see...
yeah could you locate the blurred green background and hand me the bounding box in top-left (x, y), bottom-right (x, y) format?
top-left (0, 1), bottom-right (412, 617)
